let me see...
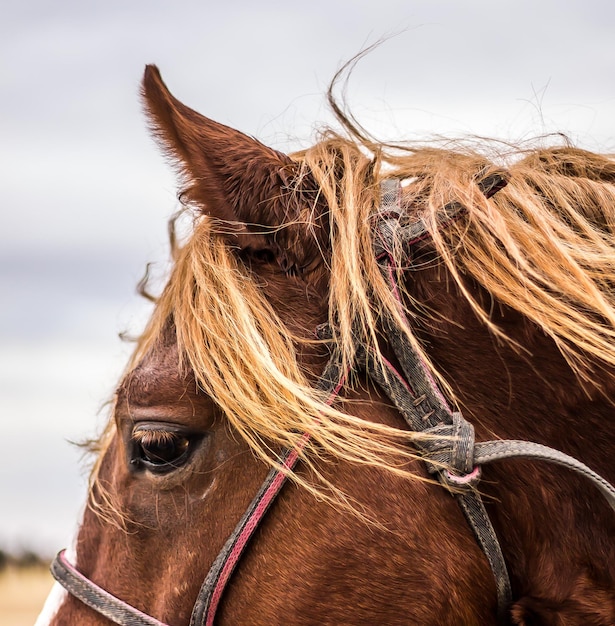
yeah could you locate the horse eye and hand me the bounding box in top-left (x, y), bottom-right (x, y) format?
top-left (131, 427), bottom-right (192, 472)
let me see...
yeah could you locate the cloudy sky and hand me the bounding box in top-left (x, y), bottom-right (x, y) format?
top-left (1, 0), bottom-right (614, 556)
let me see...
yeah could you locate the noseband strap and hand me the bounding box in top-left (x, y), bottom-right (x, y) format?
top-left (51, 174), bottom-right (615, 626)
top-left (51, 550), bottom-right (168, 626)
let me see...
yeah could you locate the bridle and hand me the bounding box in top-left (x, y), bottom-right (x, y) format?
top-left (51, 175), bottom-right (615, 625)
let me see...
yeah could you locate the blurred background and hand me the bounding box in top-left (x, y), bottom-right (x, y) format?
top-left (0, 0), bottom-right (613, 609)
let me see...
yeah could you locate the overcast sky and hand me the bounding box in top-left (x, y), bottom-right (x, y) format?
top-left (1, 0), bottom-right (614, 555)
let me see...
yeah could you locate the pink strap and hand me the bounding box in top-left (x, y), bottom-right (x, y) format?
top-left (199, 375), bottom-right (347, 625)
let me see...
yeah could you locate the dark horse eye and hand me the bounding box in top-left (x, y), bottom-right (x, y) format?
top-left (131, 426), bottom-right (192, 472)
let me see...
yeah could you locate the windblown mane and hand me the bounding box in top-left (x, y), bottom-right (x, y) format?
top-left (105, 132), bottom-right (615, 498)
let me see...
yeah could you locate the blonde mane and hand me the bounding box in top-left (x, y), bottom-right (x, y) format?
top-left (93, 133), bottom-right (615, 508)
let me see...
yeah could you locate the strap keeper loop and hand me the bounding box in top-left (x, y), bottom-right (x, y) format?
top-left (442, 465), bottom-right (482, 488)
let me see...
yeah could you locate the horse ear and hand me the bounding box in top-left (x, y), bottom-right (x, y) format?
top-left (141, 65), bottom-right (302, 240)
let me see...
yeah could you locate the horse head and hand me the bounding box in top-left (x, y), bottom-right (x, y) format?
top-left (45, 66), bottom-right (615, 626)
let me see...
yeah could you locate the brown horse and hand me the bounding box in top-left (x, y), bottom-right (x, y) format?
top-left (43, 65), bottom-right (615, 625)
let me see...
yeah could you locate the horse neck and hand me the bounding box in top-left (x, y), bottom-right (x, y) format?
top-left (405, 270), bottom-right (614, 477)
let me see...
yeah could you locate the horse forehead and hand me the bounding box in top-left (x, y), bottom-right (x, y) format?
top-left (118, 341), bottom-right (192, 407)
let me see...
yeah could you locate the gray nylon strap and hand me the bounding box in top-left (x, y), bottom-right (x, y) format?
top-left (371, 175), bottom-right (615, 624)
top-left (473, 440), bottom-right (615, 511)
top-left (418, 431), bottom-right (615, 510)
top-left (374, 172), bottom-right (509, 260)
top-left (456, 493), bottom-right (512, 622)
top-left (51, 550), bottom-right (168, 626)
top-left (451, 412), bottom-right (475, 475)
top-left (362, 346), bottom-right (513, 619)
top-left (382, 316), bottom-right (453, 425)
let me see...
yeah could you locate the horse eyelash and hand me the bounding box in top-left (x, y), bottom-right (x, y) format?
top-left (132, 429), bottom-right (179, 446)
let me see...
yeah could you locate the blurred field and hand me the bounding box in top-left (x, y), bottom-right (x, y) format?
top-left (0, 566), bottom-right (54, 626)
